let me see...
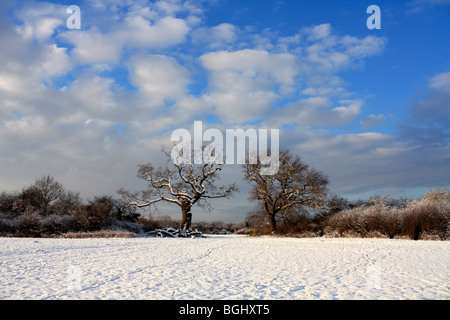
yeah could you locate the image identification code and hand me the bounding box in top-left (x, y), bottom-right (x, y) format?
top-left (179, 304), bottom-right (270, 317)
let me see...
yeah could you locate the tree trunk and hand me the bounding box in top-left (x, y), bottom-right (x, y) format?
top-left (269, 213), bottom-right (277, 234)
top-left (180, 201), bottom-right (192, 230)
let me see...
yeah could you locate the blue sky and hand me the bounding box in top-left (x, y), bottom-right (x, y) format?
top-left (0, 0), bottom-right (449, 222)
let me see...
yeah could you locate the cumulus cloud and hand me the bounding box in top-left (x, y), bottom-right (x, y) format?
top-left (0, 21), bottom-right (71, 120)
top-left (305, 23), bottom-right (332, 42)
top-left (199, 49), bottom-right (298, 123)
top-left (60, 28), bottom-right (123, 65)
top-left (191, 23), bottom-right (237, 49)
top-left (429, 71), bottom-right (450, 93)
top-left (302, 32), bottom-right (386, 73)
top-left (0, 2), bottom-right (390, 201)
top-left (1, 0), bottom-right (446, 218)
top-left (12, 1), bottom-right (66, 42)
top-left (119, 15), bottom-right (190, 48)
top-left (275, 23), bottom-right (387, 75)
top-left (127, 54), bottom-right (191, 106)
top-left (270, 98), bottom-right (362, 128)
top-left (290, 70), bottom-right (450, 197)
top-left (60, 15), bottom-right (190, 65)
top-left (0, 32), bottom-right (70, 85)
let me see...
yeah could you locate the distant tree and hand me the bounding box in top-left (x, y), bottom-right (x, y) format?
top-left (119, 147), bottom-right (237, 230)
top-left (0, 191), bottom-right (19, 216)
top-left (52, 190), bottom-right (82, 215)
top-left (11, 175), bottom-right (83, 216)
top-left (15, 176), bottom-right (66, 215)
top-left (89, 195), bottom-right (140, 222)
top-left (243, 149), bottom-right (328, 233)
top-left (326, 195), bottom-right (349, 215)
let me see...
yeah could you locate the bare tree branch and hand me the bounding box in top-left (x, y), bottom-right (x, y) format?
top-left (119, 146), bottom-right (237, 230)
top-left (243, 149), bottom-right (328, 233)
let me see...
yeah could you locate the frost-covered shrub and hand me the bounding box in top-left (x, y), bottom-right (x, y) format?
top-left (41, 215), bottom-right (79, 235)
top-left (325, 208), bottom-right (366, 236)
top-left (0, 192), bottom-right (20, 217)
top-left (402, 191), bottom-right (449, 240)
top-left (324, 190), bottom-right (449, 240)
top-left (325, 200), bottom-right (401, 238)
top-left (361, 204), bottom-right (402, 238)
top-left (15, 211), bottom-right (43, 237)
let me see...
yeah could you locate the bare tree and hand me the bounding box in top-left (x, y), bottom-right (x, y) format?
top-left (17, 175), bottom-right (66, 215)
top-left (243, 149), bottom-right (328, 233)
top-left (119, 147), bottom-right (237, 231)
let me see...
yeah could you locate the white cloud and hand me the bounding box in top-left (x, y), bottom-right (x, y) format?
top-left (200, 49), bottom-right (298, 122)
top-left (69, 74), bottom-right (119, 118)
top-left (0, 24), bottom-right (71, 99)
top-left (276, 24), bottom-right (386, 75)
top-left (331, 99), bottom-right (362, 122)
top-left (286, 129), bottom-right (412, 195)
top-left (119, 15), bottom-right (190, 48)
top-left (2, 0), bottom-right (446, 215)
top-left (429, 71), bottom-right (450, 93)
top-left (40, 44), bottom-right (72, 79)
top-left (13, 1), bottom-right (66, 42)
top-left (60, 15), bottom-right (190, 65)
top-left (201, 49), bottom-right (297, 84)
top-left (127, 54), bottom-right (191, 106)
top-left (61, 29), bottom-right (123, 65)
top-left (35, 17), bottom-right (64, 41)
top-left (270, 98), bottom-right (362, 127)
top-left (191, 23), bottom-right (237, 48)
top-left (305, 23), bottom-right (332, 41)
top-left (57, 1), bottom-right (195, 66)
top-left (341, 35), bottom-right (386, 58)
top-left (2, 116), bottom-right (47, 137)
top-left (289, 71), bottom-right (450, 196)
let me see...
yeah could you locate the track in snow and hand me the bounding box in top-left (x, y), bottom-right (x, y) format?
top-left (0, 235), bottom-right (448, 300)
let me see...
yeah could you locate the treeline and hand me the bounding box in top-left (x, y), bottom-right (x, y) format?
top-left (0, 175), bottom-right (242, 237)
top-left (1, 175), bottom-right (448, 240)
top-left (0, 175), bottom-right (148, 237)
top-left (246, 190), bottom-right (450, 240)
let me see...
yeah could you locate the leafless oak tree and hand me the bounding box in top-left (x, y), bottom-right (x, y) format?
top-left (243, 149), bottom-right (328, 233)
top-left (119, 147), bottom-right (237, 230)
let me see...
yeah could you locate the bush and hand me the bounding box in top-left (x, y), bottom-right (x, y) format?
top-left (359, 202), bottom-right (402, 238)
top-left (73, 203), bottom-right (110, 231)
top-left (0, 187), bottom-right (146, 237)
top-left (248, 223), bottom-right (272, 236)
top-left (253, 189), bottom-right (449, 240)
top-left (324, 190), bottom-right (449, 240)
top-left (137, 216), bottom-right (162, 231)
top-left (0, 214), bottom-right (13, 234)
top-left (15, 211), bottom-right (43, 237)
top-left (0, 192), bottom-right (20, 217)
top-left (402, 191), bottom-right (449, 240)
top-left (40, 215), bottom-right (79, 236)
top-left (276, 214), bottom-right (311, 235)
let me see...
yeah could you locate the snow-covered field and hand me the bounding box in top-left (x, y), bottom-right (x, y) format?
top-left (0, 235), bottom-right (448, 300)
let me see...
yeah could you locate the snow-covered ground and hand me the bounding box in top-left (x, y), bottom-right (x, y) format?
top-left (0, 235), bottom-right (448, 300)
